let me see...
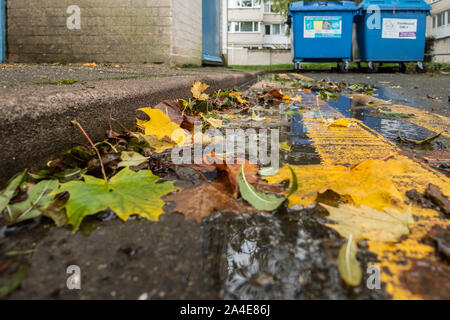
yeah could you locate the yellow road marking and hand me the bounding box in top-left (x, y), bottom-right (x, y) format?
top-left (292, 91), bottom-right (450, 299)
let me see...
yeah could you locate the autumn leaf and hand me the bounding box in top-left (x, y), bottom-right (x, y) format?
top-left (154, 100), bottom-right (183, 125)
top-left (5, 179), bottom-right (59, 224)
top-left (83, 62), bottom-right (97, 67)
top-left (55, 168), bottom-right (178, 231)
top-left (265, 158), bottom-right (410, 210)
top-left (137, 134), bottom-right (177, 153)
top-left (191, 81), bottom-right (209, 100)
top-left (137, 107), bottom-right (187, 145)
top-left (329, 118), bottom-right (357, 128)
top-left (238, 165), bottom-right (298, 211)
top-left (0, 170), bottom-right (27, 213)
top-left (164, 182), bottom-right (258, 223)
top-left (265, 88), bottom-right (284, 100)
top-left (338, 235), bottom-right (362, 286)
top-left (200, 113), bottom-right (223, 128)
top-left (118, 151), bottom-right (149, 168)
top-left (228, 91), bottom-right (248, 104)
top-left (322, 204), bottom-right (414, 242)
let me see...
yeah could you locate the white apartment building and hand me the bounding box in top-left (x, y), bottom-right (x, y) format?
top-left (223, 0), bottom-right (292, 65)
top-left (426, 0), bottom-right (450, 63)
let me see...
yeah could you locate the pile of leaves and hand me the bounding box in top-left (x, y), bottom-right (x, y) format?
top-left (0, 81), bottom-right (297, 233)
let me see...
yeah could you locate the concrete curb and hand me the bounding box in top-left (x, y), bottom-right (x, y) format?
top-left (0, 71), bottom-right (263, 183)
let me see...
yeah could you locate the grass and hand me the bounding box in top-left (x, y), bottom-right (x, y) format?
top-left (230, 61), bottom-right (450, 72)
top-left (34, 79), bottom-right (80, 85)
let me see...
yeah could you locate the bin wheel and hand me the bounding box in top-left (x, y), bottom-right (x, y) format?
top-left (367, 61), bottom-right (378, 73)
top-left (294, 62), bottom-right (302, 72)
top-left (339, 61), bottom-right (349, 73)
top-left (399, 63), bottom-right (407, 73)
top-left (416, 61), bottom-right (427, 73)
top-left (355, 62), bottom-right (362, 72)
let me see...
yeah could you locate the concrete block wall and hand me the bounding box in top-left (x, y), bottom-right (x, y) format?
top-left (171, 0), bottom-right (202, 66)
top-left (228, 47), bottom-right (291, 65)
top-left (6, 0), bottom-right (202, 65)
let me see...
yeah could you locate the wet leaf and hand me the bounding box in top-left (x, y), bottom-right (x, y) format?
top-left (398, 131), bottom-right (443, 145)
top-left (55, 168), bottom-right (178, 231)
top-left (238, 165), bottom-right (297, 211)
top-left (425, 183), bottom-right (450, 216)
top-left (154, 100), bottom-right (184, 125)
top-left (5, 179), bottom-right (59, 224)
top-left (191, 81), bottom-right (209, 101)
top-left (259, 167), bottom-right (279, 177)
top-left (266, 158), bottom-right (410, 210)
top-left (200, 113), bottom-right (223, 128)
top-left (137, 108), bottom-right (186, 144)
top-left (118, 151), bottom-right (149, 168)
top-left (338, 235), bottom-right (362, 287)
top-left (0, 170), bottom-right (27, 213)
top-left (378, 109), bottom-right (414, 118)
top-left (322, 204), bottom-right (413, 242)
top-left (136, 133), bottom-right (177, 153)
top-left (0, 265), bottom-right (26, 298)
top-left (400, 259), bottom-right (450, 299)
top-left (264, 88), bottom-right (283, 100)
top-left (165, 182), bottom-right (258, 223)
top-left (329, 118), bottom-right (357, 128)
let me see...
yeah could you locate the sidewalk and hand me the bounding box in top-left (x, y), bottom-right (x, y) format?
top-left (0, 63), bottom-right (262, 182)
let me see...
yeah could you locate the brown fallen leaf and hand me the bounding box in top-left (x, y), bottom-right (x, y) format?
top-left (400, 259), bottom-right (450, 300)
top-left (83, 62), bottom-right (98, 67)
top-left (425, 183), bottom-right (450, 216)
top-left (194, 154), bottom-right (259, 191)
top-left (181, 114), bottom-right (201, 130)
top-left (154, 100), bottom-right (184, 125)
top-left (164, 182), bottom-right (258, 223)
top-left (264, 88), bottom-right (284, 100)
top-left (427, 226), bottom-right (450, 262)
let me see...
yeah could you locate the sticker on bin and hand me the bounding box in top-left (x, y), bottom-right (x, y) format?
top-left (381, 18), bottom-right (417, 39)
top-left (304, 16), bottom-right (342, 39)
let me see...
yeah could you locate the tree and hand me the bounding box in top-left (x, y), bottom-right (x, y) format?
top-left (271, 0), bottom-right (354, 17)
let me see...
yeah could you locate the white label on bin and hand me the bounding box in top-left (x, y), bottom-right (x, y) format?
top-left (382, 18), bottom-right (417, 39)
top-left (304, 16), bottom-right (342, 38)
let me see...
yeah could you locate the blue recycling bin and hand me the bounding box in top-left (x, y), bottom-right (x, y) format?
top-left (0, 0), bottom-right (5, 63)
top-left (356, 0), bottom-right (431, 72)
top-left (289, 1), bottom-right (358, 72)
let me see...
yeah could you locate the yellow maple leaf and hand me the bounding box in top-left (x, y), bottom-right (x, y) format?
top-left (229, 92), bottom-right (248, 104)
top-left (191, 81), bottom-right (209, 100)
top-left (329, 118), bottom-right (357, 128)
top-left (137, 134), bottom-right (178, 153)
top-left (137, 108), bottom-right (186, 145)
top-left (265, 158), bottom-right (410, 211)
top-left (322, 204), bottom-right (414, 242)
top-left (200, 113), bottom-right (222, 128)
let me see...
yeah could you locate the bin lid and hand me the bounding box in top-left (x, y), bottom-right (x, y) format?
top-left (289, 1), bottom-right (358, 12)
top-left (359, 0), bottom-right (431, 11)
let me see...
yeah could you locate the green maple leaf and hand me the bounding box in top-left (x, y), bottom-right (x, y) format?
top-left (56, 168), bottom-right (178, 231)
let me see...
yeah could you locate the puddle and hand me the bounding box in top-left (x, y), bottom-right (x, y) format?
top-left (326, 94), bottom-right (437, 146)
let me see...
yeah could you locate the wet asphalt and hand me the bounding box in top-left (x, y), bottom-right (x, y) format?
top-left (0, 69), bottom-right (449, 300)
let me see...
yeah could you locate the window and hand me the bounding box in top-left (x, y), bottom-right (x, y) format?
top-left (448, 10), bottom-right (450, 25)
top-left (437, 12), bottom-right (445, 27)
top-left (229, 0), bottom-right (261, 8)
top-left (432, 15), bottom-right (436, 29)
top-left (264, 24), bottom-right (287, 35)
top-left (228, 21), bottom-right (260, 33)
top-left (264, 0), bottom-right (277, 13)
